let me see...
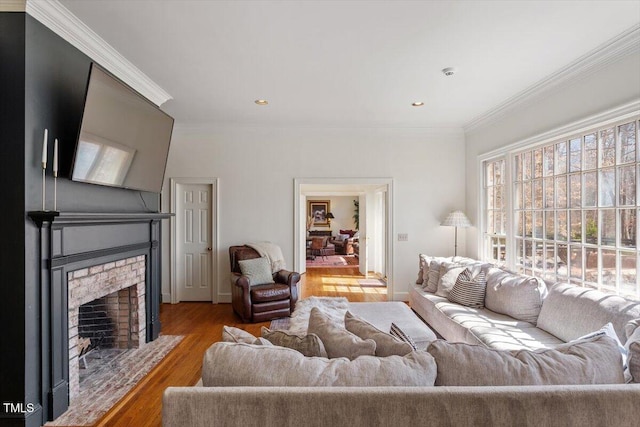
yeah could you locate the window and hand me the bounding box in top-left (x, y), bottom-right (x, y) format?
top-left (484, 158), bottom-right (506, 264)
top-left (497, 117), bottom-right (639, 300)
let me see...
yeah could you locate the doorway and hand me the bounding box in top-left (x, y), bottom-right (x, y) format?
top-left (170, 178), bottom-right (219, 303)
top-left (294, 178), bottom-right (393, 297)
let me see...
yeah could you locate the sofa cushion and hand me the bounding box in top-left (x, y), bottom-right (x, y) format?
top-left (625, 318), bottom-right (640, 342)
top-left (261, 327), bottom-right (327, 357)
top-left (575, 322), bottom-right (631, 382)
top-left (447, 268), bottom-right (487, 308)
top-left (348, 301), bottom-right (437, 350)
top-left (484, 268), bottom-right (546, 325)
top-left (427, 335), bottom-right (625, 386)
top-left (307, 307), bottom-right (376, 359)
top-left (416, 254), bottom-right (430, 285)
top-left (250, 283), bottom-right (290, 303)
top-left (238, 257), bottom-right (274, 286)
top-left (536, 283), bottom-right (640, 344)
top-left (435, 262), bottom-right (466, 298)
top-left (344, 311), bottom-right (412, 357)
top-left (222, 326), bottom-right (257, 343)
top-left (202, 342), bottom-right (437, 387)
top-left (423, 258), bottom-right (450, 292)
top-left (389, 322), bottom-right (418, 350)
top-left (629, 341), bottom-right (640, 383)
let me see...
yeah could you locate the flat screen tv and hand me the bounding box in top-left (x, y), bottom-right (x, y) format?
top-left (71, 63), bottom-right (174, 193)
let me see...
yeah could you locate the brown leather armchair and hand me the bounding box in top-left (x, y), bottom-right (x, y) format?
top-left (229, 245), bottom-right (300, 323)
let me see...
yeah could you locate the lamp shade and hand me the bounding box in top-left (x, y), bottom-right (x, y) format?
top-left (441, 210), bottom-right (471, 228)
top-left (326, 212), bottom-right (335, 219)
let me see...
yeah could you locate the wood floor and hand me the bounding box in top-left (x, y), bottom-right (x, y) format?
top-left (91, 267), bottom-right (386, 426)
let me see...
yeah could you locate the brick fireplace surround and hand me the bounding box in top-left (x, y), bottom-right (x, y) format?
top-left (67, 256), bottom-right (146, 400)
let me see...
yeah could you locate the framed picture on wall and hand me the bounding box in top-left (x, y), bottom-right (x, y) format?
top-left (308, 200), bottom-right (330, 227)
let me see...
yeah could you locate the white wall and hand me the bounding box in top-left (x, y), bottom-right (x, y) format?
top-left (162, 126), bottom-right (465, 302)
top-left (465, 52), bottom-right (640, 259)
top-left (307, 195), bottom-right (357, 233)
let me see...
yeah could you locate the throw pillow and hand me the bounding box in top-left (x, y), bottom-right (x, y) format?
top-left (485, 267), bottom-right (547, 325)
top-left (425, 258), bottom-right (450, 292)
top-left (447, 268), bottom-right (487, 308)
top-left (575, 322), bottom-right (630, 383)
top-left (626, 318), bottom-right (640, 343)
top-left (416, 254), bottom-right (428, 285)
top-left (261, 327), bottom-right (328, 357)
top-left (238, 257), bottom-right (274, 286)
top-left (307, 307), bottom-right (376, 359)
top-left (389, 322), bottom-right (418, 351)
top-left (629, 341), bottom-right (640, 383)
top-left (222, 326), bottom-right (258, 344)
top-left (427, 335), bottom-right (625, 386)
top-left (202, 342), bottom-right (436, 387)
top-left (344, 311), bottom-right (412, 357)
top-left (435, 262), bottom-right (466, 298)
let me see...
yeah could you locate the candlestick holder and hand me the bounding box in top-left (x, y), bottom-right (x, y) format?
top-left (42, 164), bottom-right (46, 211)
top-left (54, 171), bottom-right (58, 211)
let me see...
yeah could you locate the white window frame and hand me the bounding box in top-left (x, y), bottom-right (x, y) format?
top-left (477, 101), bottom-right (640, 299)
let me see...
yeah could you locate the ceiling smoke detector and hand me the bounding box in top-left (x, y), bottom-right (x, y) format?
top-left (442, 67), bottom-right (457, 76)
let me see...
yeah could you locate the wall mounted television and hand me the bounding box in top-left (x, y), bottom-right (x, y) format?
top-left (70, 63), bottom-right (174, 193)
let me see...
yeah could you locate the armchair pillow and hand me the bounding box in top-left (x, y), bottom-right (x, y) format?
top-left (307, 307), bottom-right (376, 359)
top-left (238, 257), bottom-right (274, 286)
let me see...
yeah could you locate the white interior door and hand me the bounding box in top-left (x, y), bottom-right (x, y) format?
top-left (176, 183), bottom-right (214, 301)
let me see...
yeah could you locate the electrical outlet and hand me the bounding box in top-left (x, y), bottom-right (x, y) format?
top-left (398, 233), bottom-right (408, 241)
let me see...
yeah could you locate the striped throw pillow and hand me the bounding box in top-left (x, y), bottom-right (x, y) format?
top-left (389, 323), bottom-right (418, 351)
top-left (448, 268), bottom-right (487, 308)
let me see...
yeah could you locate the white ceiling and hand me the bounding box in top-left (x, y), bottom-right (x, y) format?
top-left (58, 0), bottom-right (640, 129)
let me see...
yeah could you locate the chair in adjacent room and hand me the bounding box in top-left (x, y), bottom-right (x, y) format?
top-left (309, 237), bottom-right (331, 260)
top-left (229, 245), bottom-right (300, 323)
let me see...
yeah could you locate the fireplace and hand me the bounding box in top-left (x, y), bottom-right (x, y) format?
top-left (28, 211), bottom-right (169, 422)
top-left (67, 256), bottom-right (146, 400)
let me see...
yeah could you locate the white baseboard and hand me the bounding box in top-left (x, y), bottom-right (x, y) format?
top-left (392, 291), bottom-right (409, 302)
top-left (218, 293), bottom-right (231, 303)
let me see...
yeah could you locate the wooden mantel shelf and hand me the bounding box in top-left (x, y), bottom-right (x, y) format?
top-left (28, 211), bottom-right (172, 227)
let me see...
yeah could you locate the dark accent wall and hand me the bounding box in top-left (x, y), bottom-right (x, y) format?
top-left (1, 13), bottom-right (164, 427)
top-left (0, 12), bottom-right (27, 427)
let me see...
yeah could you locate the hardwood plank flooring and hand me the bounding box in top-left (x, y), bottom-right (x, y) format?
top-left (91, 269), bottom-right (386, 426)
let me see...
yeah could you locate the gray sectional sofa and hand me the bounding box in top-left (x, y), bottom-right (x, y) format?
top-left (163, 256), bottom-right (640, 427)
top-left (409, 269), bottom-right (640, 351)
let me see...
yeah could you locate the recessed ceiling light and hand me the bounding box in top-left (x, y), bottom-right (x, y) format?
top-left (442, 67), bottom-right (457, 76)
top-left (255, 99), bottom-right (268, 105)
top-left (412, 102), bottom-right (424, 107)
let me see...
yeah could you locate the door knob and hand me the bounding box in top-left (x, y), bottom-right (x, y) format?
top-left (207, 247), bottom-right (212, 251)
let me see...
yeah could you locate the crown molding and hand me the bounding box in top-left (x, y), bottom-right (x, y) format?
top-left (464, 24), bottom-right (640, 133)
top-left (478, 100), bottom-right (640, 161)
top-left (25, 0), bottom-right (172, 106)
top-left (0, 0), bottom-right (25, 12)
